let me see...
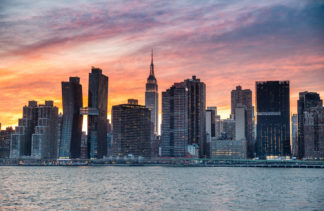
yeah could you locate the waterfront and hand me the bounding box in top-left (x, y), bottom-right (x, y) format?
top-left (0, 167), bottom-right (323, 210)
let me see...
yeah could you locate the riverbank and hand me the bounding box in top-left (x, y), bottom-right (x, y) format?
top-left (1, 158), bottom-right (324, 168)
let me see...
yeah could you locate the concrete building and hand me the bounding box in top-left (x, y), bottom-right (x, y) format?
top-left (235, 105), bottom-right (246, 140)
top-left (0, 127), bottom-right (14, 158)
top-left (161, 82), bottom-right (188, 157)
top-left (60, 77), bottom-right (83, 159)
top-left (303, 106), bottom-right (324, 160)
top-left (256, 81), bottom-right (291, 159)
top-left (145, 50), bottom-right (159, 135)
top-left (112, 99), bottom-right (151, 157)
top-left (87, 67), bottom-right (108, 159)
top-left (31, 101), bottom-right (59, 159)
top-left (297, 91), bottom-right (322, 159)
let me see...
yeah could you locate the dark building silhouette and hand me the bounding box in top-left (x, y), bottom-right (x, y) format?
top-left (145, 50), bottom-right (159, 135)
top-left (256, 81), bottom-right (290, 159)
top-left (297, 91), bottom-right (322, 159)
top-left (87, 67), bottom-right (108, 159)
top-left (185, 76), bottom-right (206, 158)
top-left (291, 114), bottom-right (298, 157)
top-left (10, 101), bottom-right (38, 158)
top-left (303, 106), bottom-right (324, 159)
top-left (60, 77), bottom-right (83, 159)
top-left (0, 127), bottom-right (14, 158)
top-left (161, 83), bottom-right (188, 157)
top-left (31, 101), bottom-right (59, 159)
top-left (112, 99), bottom-right (151, 157)
top-left (231, 85), bottom-right (253, 157)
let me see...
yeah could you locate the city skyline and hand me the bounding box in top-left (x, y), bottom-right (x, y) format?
top-left (1, 0), bottom-right (324, 129)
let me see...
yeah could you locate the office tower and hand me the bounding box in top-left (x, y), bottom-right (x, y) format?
top-left (303, 106), bottom-right (324, 159)
top-left (235, 105), bottom-right (246, 140)
top-left (88, 67), bottom-right (108, 159)
top-left (297, 92), bottom-right (322, 159)
top-left (10, 101), bottom-right (38, 158)
top-left (215, 114), bottom-right (221, 138)
top-left (256, 81), bottom-right (290, 159)
top-left (161, 83), bottom-right (188, 157)
top-left (221, 118), bottom-right (235, 140)
top-left (145, 50), bottom-right (159, 135)
top-left (31, 101), bottom-right (59, 159)
top-left (60, 77), bottom-right (83, 159)
top-left (231, 85), bottom-right (253, 157)
top-left (206, 109), bottom-right (216, 138)
top-left (185, 76), bottom-right (206, 157)
top-left (291, 114), bottom-right (298, 157)
top-left (112, 99), bottom-right (151, 157)
top-left (0, 127), bottom-right (14, 158)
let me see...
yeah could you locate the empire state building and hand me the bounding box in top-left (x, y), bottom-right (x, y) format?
top-left (145, 50), bottom-right (159, 135)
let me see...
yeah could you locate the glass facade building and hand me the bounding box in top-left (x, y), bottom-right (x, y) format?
top-left (88, 67), bottom-right (108, 159)
top-left (256, 81), bottom-right (291, 159)
top-left (60, 77), bottom-right (83, 159)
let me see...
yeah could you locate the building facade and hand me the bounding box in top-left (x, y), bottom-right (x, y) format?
top-left (60, 77), bottom-right (83, 159)
top-left (297, 91), bottom-right (322, 159)
top-left (303, 106), bottom-right (324, 160)
top-left (161, 83), bottom-right (188, 157)
top-left (88, 67), bottom-right (108, 159)
top-left (291, 114), bottom-right (298, 157)
top-left (185, 76), bottom-right (206, 157)
top-left (112, 99), bottom-right (151, 157)
top-left (231, 85), bottom-right (253, 157)
top-left (256, 81), bottom-right (291, 159)
top-left (31, 101), bottom-right (59, 159)
top-left (145, 50), bottom-right (159, 135)
top-left (210, 138), bottom-right (247, 160)
top-left (10, 101), bottom-right (38, 158)
top-left (0, 127), bottom-right (14, 158)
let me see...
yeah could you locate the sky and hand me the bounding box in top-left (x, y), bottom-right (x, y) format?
top-left (0, 0), bottom-right (324, 129)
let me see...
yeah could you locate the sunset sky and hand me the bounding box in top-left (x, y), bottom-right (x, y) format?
top-left (0, 0), bottom-right (323, 129)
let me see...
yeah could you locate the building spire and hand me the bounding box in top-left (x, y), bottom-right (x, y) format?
top-left (150, 49), bottom-right (154, 76)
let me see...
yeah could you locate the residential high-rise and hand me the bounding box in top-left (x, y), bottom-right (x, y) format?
top-left (161, 82), bottom-right (188, 157)
top-left (145, 50), bottom-right (159, 135)
top-left (206, 108), bottom-right (216, 138)
top-left (31, 101), bottom-right (59, 159)
top-left (231, 85), bottom-right (253, 157)
top-left (60, 77), bottom-right (83, 159)
top-left (297, 91), bottom-right (322, 159)
top-left (303, 106), bottom-right (324, 159)
top-left (185, 76), bottom-right (206, 157)
top-left (10, 101), bottom-right (38, 158)
top-left (87, 67), bottom-right (108, 159)
top-left (291, 114), bottom-right (298, 157)
top-left (256, 81), bottom-right (290, 159)
top-left (235, 105), bottom-right (246, 140)
top-left (112, 99), bottom-right (151, 157)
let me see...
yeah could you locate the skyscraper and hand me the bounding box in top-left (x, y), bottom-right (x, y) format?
top-left (185, 76), bottom-right (206, 157)
top-left (31, 101), bottom-right (59, 159)
top-left (0, 127), bottom-right (14, 158)
top-left (161, 83), bottom-right (188, 157)
top-left (87, 67), bottom-right (108, 159)
top-left (256, 81), bottom-right (290, 159)
top-left (112, 99), bottom-right (151, 157)
top-left (60, 77), bottom-right (83, 159)
top-left (145, 50), bottom-right (159, 135)
top-left (297, 91), bottom-right (322, 159)
top-left (231, 85), bottom-right (253, 157)
top-left (10, 101), bottom-right (38, 158)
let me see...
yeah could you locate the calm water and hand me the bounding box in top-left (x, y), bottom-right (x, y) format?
top-left (0, 167), bottom-right (323, 210)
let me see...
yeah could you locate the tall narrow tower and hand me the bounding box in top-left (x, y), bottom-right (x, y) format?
top-left (145, 50), bottom-right (159, 135)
